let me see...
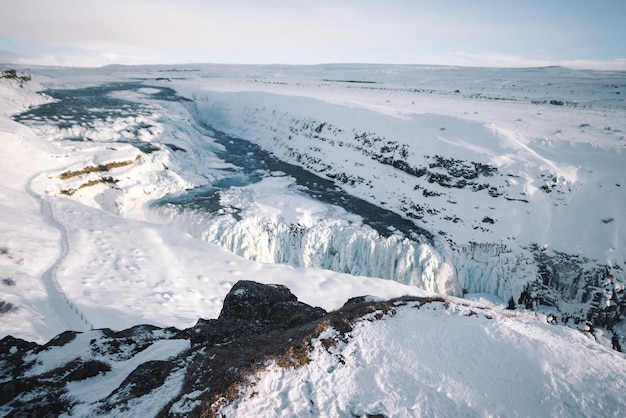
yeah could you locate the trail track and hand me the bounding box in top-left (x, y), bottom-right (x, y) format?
top-left (27, 174), bottom-right (92, 332)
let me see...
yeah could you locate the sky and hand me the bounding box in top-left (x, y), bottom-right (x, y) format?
top-left (0, 0), bottom-right (625, 69)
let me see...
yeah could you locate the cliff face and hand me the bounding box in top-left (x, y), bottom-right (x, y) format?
top-left (189, 92), bottom-right (626, 347)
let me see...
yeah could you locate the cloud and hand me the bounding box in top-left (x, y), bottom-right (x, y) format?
top-left (0, 1), bottom-right (454, 65)
top-left (1, 1), bottom-right (624, 67)
top-left (0, 48), bottom-right (159, 67)
top-left (428, 52), bottom-right (626, 71)
top-left (1, 1), bottom-right (223, 50)
top-left (0, 1), bottom-right (360, 54)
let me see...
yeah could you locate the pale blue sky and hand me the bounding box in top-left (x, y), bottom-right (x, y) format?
top-left (0, 0), bottom-right (624, 68)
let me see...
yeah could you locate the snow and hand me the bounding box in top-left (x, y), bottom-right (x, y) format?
top-left (2, 64), bottom-right (625, 342)
top-left (0, 71), bottom-right (431, 342)
top-left (88, 367), bottom-right (187, 418)
top-left (220, 301), bottom-right (626, 417)
top-left (187, 87), bottom-right (624, 261)
top-left (67, 338), bottom-right (188, 401)
top-left (1, 63), bottom-right (626, 417)
top-left (175, 66), bottom-right (625, 308)
top-left (147, 174), bottom-right (459, 294)
top-left (18, 328), bottom-right (190, 417)
top-left (0, 77), bottom-right (77, 341)
top-left (169, 389), bottom-right (204, 415)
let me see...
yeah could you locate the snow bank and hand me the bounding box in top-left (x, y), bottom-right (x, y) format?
top-left (0, 75), bottom-right (77, 342)
top-left (221, 301), bottom-right (626, 417)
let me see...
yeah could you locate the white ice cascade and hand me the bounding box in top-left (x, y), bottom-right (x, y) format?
top-left (146, 204), bottom-right (461, 296)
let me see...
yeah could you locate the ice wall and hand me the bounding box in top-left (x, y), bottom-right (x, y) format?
top-left (147, 204), bottom-right (461, 296)
top-left (452, 243), bottom-right (537, 302)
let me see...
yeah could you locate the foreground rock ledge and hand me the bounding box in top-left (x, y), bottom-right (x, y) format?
top-left (0, 280), bottom-right (440, 417)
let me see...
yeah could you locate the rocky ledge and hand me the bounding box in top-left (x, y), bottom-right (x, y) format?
top-left (0, 280), bottom-right (442, 417)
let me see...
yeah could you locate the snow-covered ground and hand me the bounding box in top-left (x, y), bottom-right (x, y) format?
top-left (0, 67), bottom-right (433, 343)
top-left (184, 69), bottom-right (625, 293)
top-left (221, 300), bottom-right (626, 418)
top-left (173, 64), bottom-right (626, 343)
top-left (1, 63), bottom-right (626, 417)
top-left (2, 64), bottom-right (626, 342)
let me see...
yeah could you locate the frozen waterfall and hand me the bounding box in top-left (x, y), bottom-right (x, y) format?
top-left (147, 203), bottom-right (460, 296)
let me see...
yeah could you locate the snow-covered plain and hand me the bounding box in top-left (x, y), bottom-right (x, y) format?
top-left (1, 64), bottom-right (626, 416)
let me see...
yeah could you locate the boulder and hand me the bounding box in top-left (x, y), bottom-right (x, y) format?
top-left (219, 280), bottom-right (298, 321)
top-left (219, 280), bottom-right (326, 326)
top-left (191, 281), bottom-right (327, 346)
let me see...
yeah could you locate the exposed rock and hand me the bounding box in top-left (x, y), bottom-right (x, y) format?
top-left (0, 281), bottom-right (442, 417)
top-left (220, 280), bottom-right (297, 321)
top-left (0, 69), bottom-right (31, 87)
top-left (516, 245), bottom-right (626, 348)
top-left (0, 335), bottom-right (39, 382)
top-left (102, 360), bottom-right (179, 412)
top-left (0, 281), bottom-right (331, 417)
top-left (66, 359), bottom-right (111, 381)
top-left (42, 330), bottom-right (79, 348)
top-left (0, 335), bottom-right (38, 356)
top-left (0, 301), bottom-right (17, 314)
top-left (2, 279), bottom-right (618, 417)
top-left (190, 280), bottom-right (326, 347)
top-left (219, 280), bottom-right (326, 325)
top-left (343, 295), bottom-right (384, 307)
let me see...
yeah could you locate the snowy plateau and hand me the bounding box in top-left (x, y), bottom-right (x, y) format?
top-left (0, 64), bottom-right (625, 417)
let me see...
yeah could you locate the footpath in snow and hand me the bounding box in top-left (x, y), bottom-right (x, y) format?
top-left (27, 174), bottom-right (92, 332)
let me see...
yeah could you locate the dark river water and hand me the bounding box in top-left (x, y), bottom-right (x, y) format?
top-left (14, 82), bottom-right (433, 243)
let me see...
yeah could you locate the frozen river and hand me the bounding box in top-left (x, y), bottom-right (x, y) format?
top-left (15, 81), bottom-right (447, 289)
